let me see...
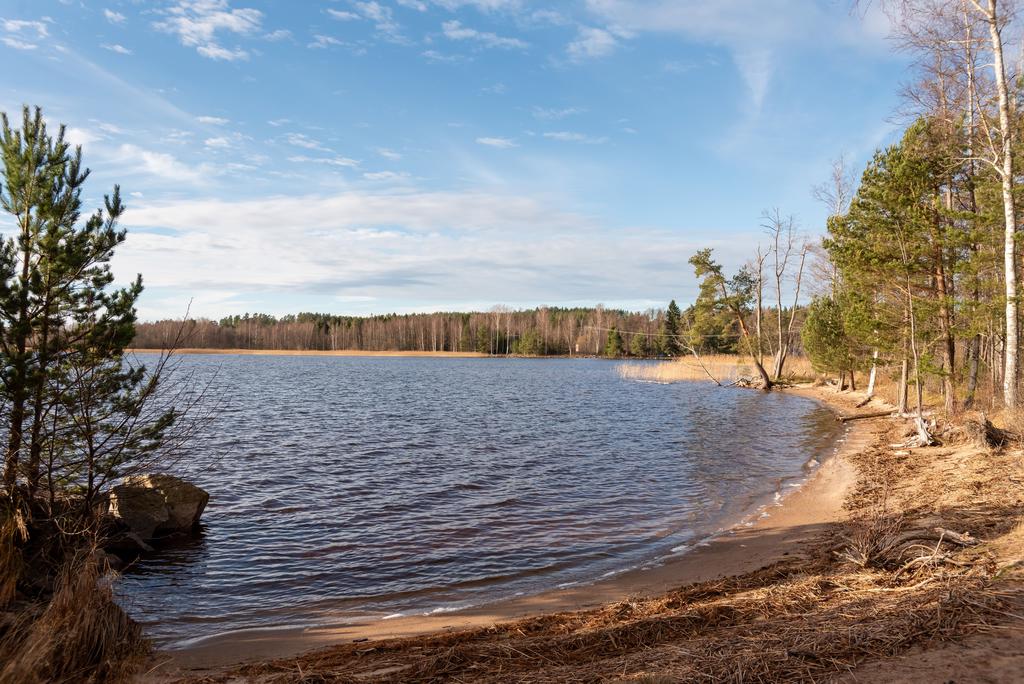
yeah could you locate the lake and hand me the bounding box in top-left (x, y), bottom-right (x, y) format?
top-left (115, 355), bottom-right (843, 646)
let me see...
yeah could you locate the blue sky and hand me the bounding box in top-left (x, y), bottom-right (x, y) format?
top-left (0, 1), bottom-right (906, 321)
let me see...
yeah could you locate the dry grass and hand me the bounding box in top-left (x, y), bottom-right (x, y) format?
top-left (618, 355), bottom-right (818, 385)
top-left (171, 412), bottom-right (1024, 684)
top-left (0, 549), bottom-right (149, 684)
top-left (0, 508), bottom-right (27, 608)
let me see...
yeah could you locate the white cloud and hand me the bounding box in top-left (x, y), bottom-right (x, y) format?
top-left (326, 9), bottom-right (360, 21)
top-left (566, 26), bottom-right (617, 62)
top-left (113, 144), bottom-right (213, 184)
top-left (476, 136), bottom-right (517, 148)
top-left (204, 136), bottom-right (230, 148)
top-left (442, 20), bottom-right (527, 49)
top-left (377, 147), bottom-right (402, 160)
top-left (1, 18), bottom-right (48, 50)
top-left (3, 37), bottom-right (37, 50)
top-left (528, 9), bottom-right (569, 25)
top-left (116, 189), bottom-right (744, 319)
top-left (396, 0), bottom-right (428, 10)
top-left (2, 20), bottom-right (48, 38)
top-left (432, 0), bottom-right (524, 10)
top-left (284, 132), bottom-right (328, 151)
top-left (154, 0), bottom-right (262, 61)
top-left (732, 48), bottom-right (773, 111)
top-left (104, 9), bottom-right (126, 24)
top-left (543, 131), bottom-right (607, 144)
top-left (582, 0), bottom-right (883, 111)
top-left (288, 154), bottom-right (359, 168)
top-left (263, 29), bottom-right (291, 41)
top-left (66, 127), bottom-right (101, 146)
top-left (197, 115), bottom-right (230, 125)
top-left (352, 1), bottom-right (404, 41)
top-left (101, 43), bottom-right (132, 54)
top-left (308, 34), bottom-right (344, 49)
top-left (421, 49), bottom-right (464, 63)
top-left (363, 171), bottom-right (411, 181)
top-left (532, 106), bottom-right (585, 120)
top-left (196, 43), bottom-right (248, 61)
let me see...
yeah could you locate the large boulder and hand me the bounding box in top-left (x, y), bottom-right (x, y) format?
top-left (109, 474), bottom-right (209, 540)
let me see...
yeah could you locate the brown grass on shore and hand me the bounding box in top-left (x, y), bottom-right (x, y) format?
top-left (127, 348), bottom-right (489, 358)
top-left (170, 396), bottom-right (1024, 683)
top-left (0, 551), bottom-right (149, 684)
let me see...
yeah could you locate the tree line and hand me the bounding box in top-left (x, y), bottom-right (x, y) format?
top-left (133, 299), bottom-right (820, 360)
top-left (795, 0), bottom-right (1022, 414)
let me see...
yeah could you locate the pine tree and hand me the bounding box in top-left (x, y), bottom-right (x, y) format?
top-left (0, 106), bottom-right (177, 516)
top-left (629, 331), bottom-right (648, 357)
top-left (801, 296), bottom-right (857, 380)
top-left (659, 300), bottom-right (682, 356)
top-left (688, 249), bottom-right (773, 388)
top-left (604, 326), bottom-right (623, 357)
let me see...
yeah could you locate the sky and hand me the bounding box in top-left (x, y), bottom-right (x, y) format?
top-left (0, 0), bottom-right (908, 321)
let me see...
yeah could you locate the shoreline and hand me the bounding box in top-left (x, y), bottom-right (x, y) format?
top-left (152, 384), bottom-right (882, 673)
top-left (127, 348), bottom-right (491, 358)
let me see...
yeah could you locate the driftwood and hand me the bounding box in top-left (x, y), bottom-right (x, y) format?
top-left (893, 527), bottom-right (979, 549)
top-left (909, 415), bottom-right (936, 447)
top-left (837, 411), bottom-right (892, 423)
top-left (854, 396), bottom-right (873, 408)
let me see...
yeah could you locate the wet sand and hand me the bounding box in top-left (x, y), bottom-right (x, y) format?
top-left (154, 385), bottom-right (877, 674)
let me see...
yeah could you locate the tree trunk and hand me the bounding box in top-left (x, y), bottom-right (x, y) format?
top-left (984, 0), bottom-right (1019, 408)
top-left (899, 358), bottom-right (909, 414)
top-left (4, 221), bottom-right (34, 495)
top-left (866, 350), bottom-right (879, 397)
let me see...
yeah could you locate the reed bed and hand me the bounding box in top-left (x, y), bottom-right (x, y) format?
top-left (618, 355), bottom-right (818, 385)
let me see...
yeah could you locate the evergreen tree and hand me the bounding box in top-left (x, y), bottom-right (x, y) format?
top-left (604, 326), bottom-right (624, 357)
top-left (801, 296), bottom-right (858, 379)
top-left (688, 249), bottom-right (774, 388)
top-left (0, 106), bottom-right (177, 516)
top-left (629, 331), bottom-right (648, 357)
top-left (824, 119), bottom-right (969, 412)
top-left (515, 329), bottom-right (542, 356)
top-left (659, 299), bottom-right (682, 356)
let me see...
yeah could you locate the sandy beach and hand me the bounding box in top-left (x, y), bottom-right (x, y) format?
top-left (150, 385), bottom-right (881, 674)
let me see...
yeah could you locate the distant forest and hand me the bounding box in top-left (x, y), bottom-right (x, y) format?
top-left (132, 301), bottom-right (795, 357)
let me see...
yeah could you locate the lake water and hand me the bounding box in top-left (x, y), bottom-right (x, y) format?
top-left (115, 355), bottom-right (843, 646)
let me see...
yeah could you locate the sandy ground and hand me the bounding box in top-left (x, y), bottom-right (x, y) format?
top-left (146, 386), bottom-right (881, 678)
top-left (128, 349), bottom-right (489, 358)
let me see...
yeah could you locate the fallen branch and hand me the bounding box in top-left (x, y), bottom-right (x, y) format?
top-left (892, 527), bottom-right (979, 549)
top-left (837, 411), bottom-right (892, 423)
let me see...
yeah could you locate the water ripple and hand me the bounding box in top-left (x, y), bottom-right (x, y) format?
top-left (116, 356), bottom-right (842, 646)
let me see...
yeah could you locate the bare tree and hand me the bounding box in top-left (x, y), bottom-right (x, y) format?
top-left (761, 209), bottom-right (809, 380)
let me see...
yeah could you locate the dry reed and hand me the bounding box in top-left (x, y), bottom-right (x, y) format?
top-left (0, 509), bottom-right (26, 608)
top-left (618, 355), bottom-right (819, 385)
top-left (0, 549), bottom-right (149, 684)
